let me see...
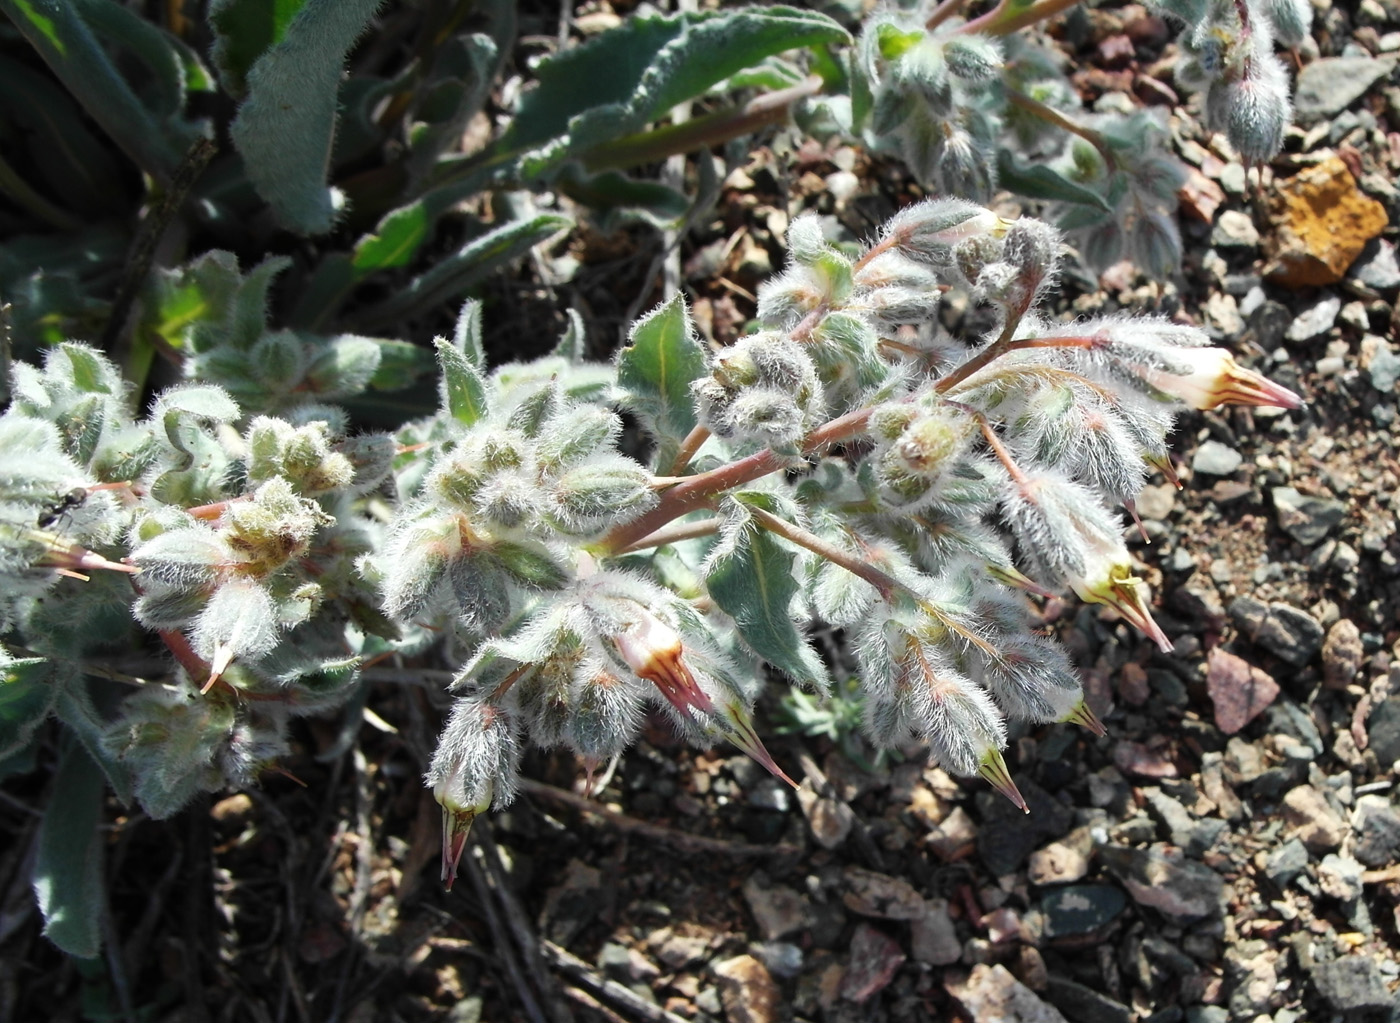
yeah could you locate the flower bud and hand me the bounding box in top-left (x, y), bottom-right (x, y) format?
top-left (549, 459), bottom-right (657, 535)
top-left (942, 35), bottom-right (1003, 82)
top-left (609, 604), bottom-right (717, 722)
top-left (426, 698), bottom-right (520, 890)
top-left (1207, 53), bottom-right (1291, 166)
top-left (1260, 0), bottom-right (1311, 47)
top-left (785, 212), bottom-right (827, 266)
top-left (881, 199), bottom-right (1007, 268)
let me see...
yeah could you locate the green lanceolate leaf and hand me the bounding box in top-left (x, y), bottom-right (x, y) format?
top-left (33, 738), bottom-right (107, 959)
top-left (434, 336), bottom-right (488, 427)
top-left (502, 6), bottom-right (849, 166)
top-left (229, 0), bottom-right (385, 234)
top-left (352, 200), bottom-right (430, 276)
top-left (453, 299), bottom-right (486, 369)
top-left (615, 294), bottom-right (708, 459)
top-left (0, 655), bottom-right (54, 761)
top-left (358, 213), bottom-right (570, 328)
top-left (704, 500), bottom-right (831, 693)
top-left (0, 0), bottom-right (204, 180)
top-left (996, 149), bottom-right (1114, 213)
top-left (209, 0), bottom-right (308, 98)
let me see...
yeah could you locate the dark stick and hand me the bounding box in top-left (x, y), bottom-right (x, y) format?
top-left (102, 136), bottom-right (218, 354)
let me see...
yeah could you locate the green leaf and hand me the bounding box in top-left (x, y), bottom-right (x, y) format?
top-left (366, 337), bottom-right (435, 391)
top-left (304, 335), bottom-right (383, 399)
top-left (0, 56), bottom-right (124, 217)
top-left (0, 0), bottom-right (204, 180)
top-left (704, 502), bottom-right (830, 692)
top-left (358, 213), bottom-right (571, 329)
top-left (615, 294), bottom-right (708, 460)
top-left (209, 0), bottom-right (308, 98)
top-left (33, 739), bottom-right (107, 959)
top-left (156, 384), bottom-right (241, 422)
top-left (556, 166), bottom-right (691, 229)
top-left (491, 540), bottom-right (570, 589)
top-left (552, 308), bottom-right (587, 362)
top-left (996, 149), bottom-right (1114, 213)
top-left (434, 336), bottom-right (488, 427)
top-left (503, 6), bottom-right (849, 162)
top-left (0, 655), bottom-right (54, 761)
top-left (228, 0), bottom-right (385, 234)
top-left (352, 200), bottom-right (429, 276)
top-left (453, 299), bottom-right (485, 369)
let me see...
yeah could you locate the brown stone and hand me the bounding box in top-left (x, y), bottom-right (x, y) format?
top-left (1265, 156), bottom-right (1389, 287)
top-left (1206, 647), bottom-right (1280, 735)
top-left (1322, 618), bottom-right (1364, 690)
top-left (713, 954), bottom-right (780, 1023)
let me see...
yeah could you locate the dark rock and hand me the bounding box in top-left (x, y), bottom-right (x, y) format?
top-left (1248, 300), bottom-right (1293, 350)
top-left (978, 780), bottom-right (1072, 875)
top-left (1098, 844), bottom-right (1225, 923)
top-left (742, 874), bottom-right (811, 941)
top-left (1043, 976), bottom-right (1132, 1023)
top-left (1265, 838), bottom-right (1311, 886)
top-left (1038, 885), bottom-right (1128, 940)
top-left (1367, 697), bottom-right (1400, 767)
top-left (1184, 1008), bottom-right (1228, 1023)
top-left (1264, 700), bottom-right (1325, 754)
top-left (1308, 956), bottom-right (1395, 1012)
top-left (1351, 800), bottom-right (1400, 868)
top-left (1230, 597), bottom-right (1325, 667)
top-left (1272, 487), bottom-right (1348, 546)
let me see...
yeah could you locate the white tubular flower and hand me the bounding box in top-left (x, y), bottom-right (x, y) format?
top-left (1135, 346), bottom-right (1302, 411)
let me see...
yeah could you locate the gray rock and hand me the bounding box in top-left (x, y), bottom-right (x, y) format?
top-left (656, 932), bottom-right (711, 970)
top-left (1283, 785), bottom-right (1348, 853)
top-left (1369, 344), bottom-right (1400, 392)
top-left (741, 874), bottom-right (811, 940)
top-left (947, 964), bottom-right (1071, 1023)
top-left (1184, 1007), bottom-right (1228, 1023)
top-left (1351, 238), bottom-right (1400, 292)
top-left (1272, 486), bottom-right (1348, 546)
top-left (1285, 293), bottom-right (1341, 343)
top-left (1294, 57), bottom-right (1398, 123)
top-left (1233, 598), bottom-right (1325, 667)
top-left (1211, 210), bottom-right (1260, 248)
top-left (1309, 956), bottom-right (1395, 1012)
top-left (1367, 697), bottom-right (1400, 767)
top-left (840, 924), bottom-right (906, 1004)
top-left (1264, 700), bottom-right (1325, 754)
top-left (1192, 440), bottom-right (1243, 476)
top-left (1098, 844), bottom-right (1225, 923)
top-left (1264, 838), bottom-right (1310, 886)
top-left (750, 940), bottom-right (803, 979)
top-left (1043, 976), bottom-right (1132, 1023)
top-left (1038, 884), bottom-right (1128, 939)
top-left (910, 898), bottom-right (962, 966)
top-left (747, 777), bottom-right (791, 812)
top-left (1317, 853), bottom-right (1365, 902)
top-left (1351, 799), bottom-right (1400, 867)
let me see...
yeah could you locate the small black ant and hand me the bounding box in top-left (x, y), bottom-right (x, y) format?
top-left (38, 487), bottom-right (88, 529)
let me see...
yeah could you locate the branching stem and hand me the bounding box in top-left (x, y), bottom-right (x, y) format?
top-left (616, 516), bottom-right (722, 554)
top-left (745, 505), bottom-right (899, 600)
top-left (1003, 87), bottom-right (1117, 172)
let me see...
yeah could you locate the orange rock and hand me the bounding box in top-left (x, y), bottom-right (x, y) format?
top-left (1265, 156), bottom-right (1389, 286)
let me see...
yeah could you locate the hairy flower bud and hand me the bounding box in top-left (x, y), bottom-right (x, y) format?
top-left (881, 199), bottom-right (1007, 268)
top-left (942, 35), bottom-right (1004, 82)
top-left (426, 698), bottom-right (521, 890)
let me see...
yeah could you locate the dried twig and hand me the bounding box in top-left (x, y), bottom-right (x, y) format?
top-left (519, 778), bottom-right (803, 858)
top-left (542, 941), bottom-right (692, 1023)
top-left (464, 845), bottom-right (548, 1023)
top-left (476, 827), bottom-right (575, 1022)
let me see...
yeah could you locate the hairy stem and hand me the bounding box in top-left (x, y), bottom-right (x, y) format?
top-left (581, 75), bottom-right (823, 173)
top-left (668, 425), bottom-right (712, 474)
top-left (1003, 87), bottom-right (1117, 172)
top-left (746, 505), bottom-right (899, 600)
top-left (960, 0), bottom-right (1081, 36)
top-left (925, 0), bottom-right (969, 30)
top-left (600, 405), bottom-right (876, 554)
top-left (616, 516), bottom-right (722, 554)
